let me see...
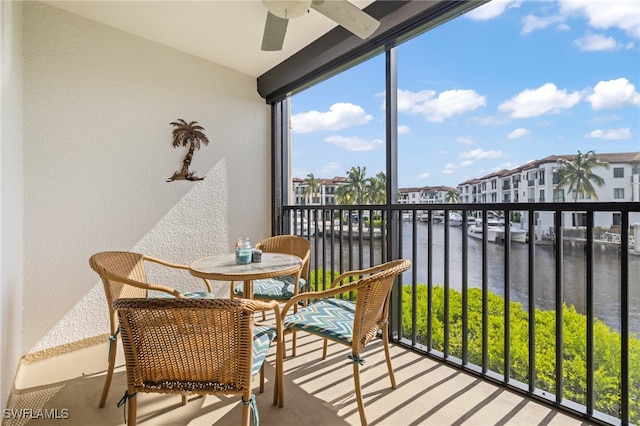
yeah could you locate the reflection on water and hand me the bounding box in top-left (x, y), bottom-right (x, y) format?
top-left (311, 223), bottom-right (640, 335)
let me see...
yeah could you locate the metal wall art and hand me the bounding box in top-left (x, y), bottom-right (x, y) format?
top-left (167, 119), bottom-right (210, 182)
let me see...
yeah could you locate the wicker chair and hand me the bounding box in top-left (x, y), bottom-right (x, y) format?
top-left (113, 298), bottom-right (283, 426)
top-left (280, 258), bottom-right (411, 426)
top-left (89, 251), bottom-right (215, 408)
top-left (232, 235), bottom-right (311, 356)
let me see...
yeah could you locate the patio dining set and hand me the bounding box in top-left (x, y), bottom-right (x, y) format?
top-left (89, 235), bottom-right (411, 426)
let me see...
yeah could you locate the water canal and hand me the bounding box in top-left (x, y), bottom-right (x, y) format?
top-left (311, 222), bottom-right (640, 335)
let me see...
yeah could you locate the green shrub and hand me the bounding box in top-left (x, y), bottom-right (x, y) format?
top-left (401, 284), bottom-right (639, 423)
top-left (309, 268), bottom-right (340, 292)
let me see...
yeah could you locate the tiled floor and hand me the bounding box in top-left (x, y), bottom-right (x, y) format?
top-left (6, 331), bottom-right (592, 426)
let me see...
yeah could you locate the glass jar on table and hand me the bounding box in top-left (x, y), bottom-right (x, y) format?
top-left (235, 237), bottom-right (252, 264)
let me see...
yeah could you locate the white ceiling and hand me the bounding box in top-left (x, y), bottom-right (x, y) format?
top-left (45, 0), bottom-right (376, 78)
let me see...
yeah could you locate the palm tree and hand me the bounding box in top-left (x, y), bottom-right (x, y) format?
top-left (302, 173), bottom-right (321, 205)
top-left (555, 150), bottom-right (609, 226)
top-left (167, 119), bottom-right (210, 182)
top-left (345, 166), bottom-right (368, 204)
top-left (334, 183), bottom-right (355, 205)
top-left (365, 172), bottom-right (386, 204)
top-left (555, 150), bottom-right (608, 201)
top-left (445, 189), bottom-right (459, 203)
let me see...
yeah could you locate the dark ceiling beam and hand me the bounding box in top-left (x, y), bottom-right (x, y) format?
top-left (257, 0), bottom-right (488, 103)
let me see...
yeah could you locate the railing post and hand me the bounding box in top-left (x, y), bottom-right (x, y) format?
top-left (586, 211), bottom-right (594, 416)
top-left (554, 209), bottom-right (564, 404)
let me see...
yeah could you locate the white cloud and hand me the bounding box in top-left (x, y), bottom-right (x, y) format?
top-left (589, 114), bottom-right (621, 124)
top-left (522, 13), bottom-right (564, 35)
top-left (498, 83), bottom-right (582, 118)
top-left (442, 160), bottom-right (475, 175)
top-left (320, 161), bottom-right (341, 175)
top-left (418, 172), bottom-right (430, 179)
top-left (292, 167), bottom-right (308, 179)
top-left (586, 78), bottom-right (640, 110)
top-left (465, 0), bottom-right (521, 20)
top-left (291, 103), bottom-right (373, 134)
top-left (472, 115), bottom-right (509, 126)
top-left (456, 136), bottom-right (475, 145)
top-left (585, 128), bottom-right (632, 140)
top-left (398, 125), bottom-right (411, 135)
top-left (559, 0), bottom-right (640, 40)
top-left (507, 128), bottom-right (531, 140)
top-left (459, 149), bottom-right (505, 160)
top-left (324, 135), bottom-right (382, 152)
top-left (574, 33), bottom-right (621, 51)
top-left (493, 162), bottom-right (518, 171)
top-left (397, 88), bottom-right (486, 122)
top-left (521, 0), bottom-right (640, 40)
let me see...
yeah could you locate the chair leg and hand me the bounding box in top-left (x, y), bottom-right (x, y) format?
top-left (382, 328), bottom-right (397, 389)
top-left (275, 334), bottom-right (284, 408)
top-left (322, 338), bottom-right (328, 360)
top-left (128, 391), bottom-right (137, 426)
top-left (241, 392), bottom-right (251, 426)
top-left (98, 336), bottom-right (117, 408)
top-left (272, 364), bottom-right (279, 406)
top-left (291, 331), bottom-right (297, 357)
top-left (259, 364), bottom-right (265, 393)
top-left (352, 362), bottom-right (367, 426)
top-left (291, 302), bottom-right (299, 357)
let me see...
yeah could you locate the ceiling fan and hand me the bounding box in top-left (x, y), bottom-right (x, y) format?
top-left (261, 0), bottom-right (380, 51)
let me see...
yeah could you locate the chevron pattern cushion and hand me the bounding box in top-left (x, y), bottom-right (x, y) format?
top-left (152, 291), bottom-right (217, 299)
top-left (283, 298), bottom-right (355, 345)
top-left (235, 276), bottom-right (308, 300)
top-left (252, 324), bottom-right (276, 376)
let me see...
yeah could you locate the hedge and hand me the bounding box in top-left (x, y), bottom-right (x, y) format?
top-left (401, 284), bottom-right (639, 423)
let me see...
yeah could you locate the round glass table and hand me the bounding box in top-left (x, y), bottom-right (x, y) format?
top-left (189, 252), bottom-right (302, 299)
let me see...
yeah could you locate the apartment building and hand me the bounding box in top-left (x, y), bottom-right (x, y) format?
top-left (292, 176), bottom-right (347, 205)
top-left (457, 152), bottom-right (640, 230)
top-left (398, 185), bottom-right (457, 204)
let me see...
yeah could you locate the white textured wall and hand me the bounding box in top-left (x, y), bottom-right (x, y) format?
top-left (1, 0), bottom-right (25, 410)
top-left (22, 2), bottom-right (271, 353)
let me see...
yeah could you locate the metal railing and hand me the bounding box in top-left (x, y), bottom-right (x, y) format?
top-left (281, 202), bottom-right (639, 425)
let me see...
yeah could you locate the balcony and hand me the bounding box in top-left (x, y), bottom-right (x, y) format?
top-left (284, 202), bottom-right (639, 425)
top-left (9, 326), bottom-right (586, 425)
top-left (9, 203), bottom-right (636, 425)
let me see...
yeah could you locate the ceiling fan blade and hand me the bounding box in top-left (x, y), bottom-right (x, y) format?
top-left (311, 0), bottom-right (380, 40)
top-left (262, 11), bottom-right (289, 51)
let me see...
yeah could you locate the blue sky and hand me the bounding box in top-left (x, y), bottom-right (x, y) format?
top-left (289, 0), bottom-right (640, 189)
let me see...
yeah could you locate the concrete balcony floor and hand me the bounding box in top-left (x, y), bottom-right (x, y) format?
top-left (8, 331), bottom-right (590, 426)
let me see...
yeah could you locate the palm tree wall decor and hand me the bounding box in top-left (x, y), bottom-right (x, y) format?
top-left (167, 119), bottom-right (210, 182)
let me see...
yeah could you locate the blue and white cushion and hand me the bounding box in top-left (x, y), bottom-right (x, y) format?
top-left (282, 298), bottom-right (355, 345)
top-left (152, 291), bottom-right (217, 299)
top-left (235, 276), bottom-right (307, 300)
top-left (252, 324), bottom-right (277, 376)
